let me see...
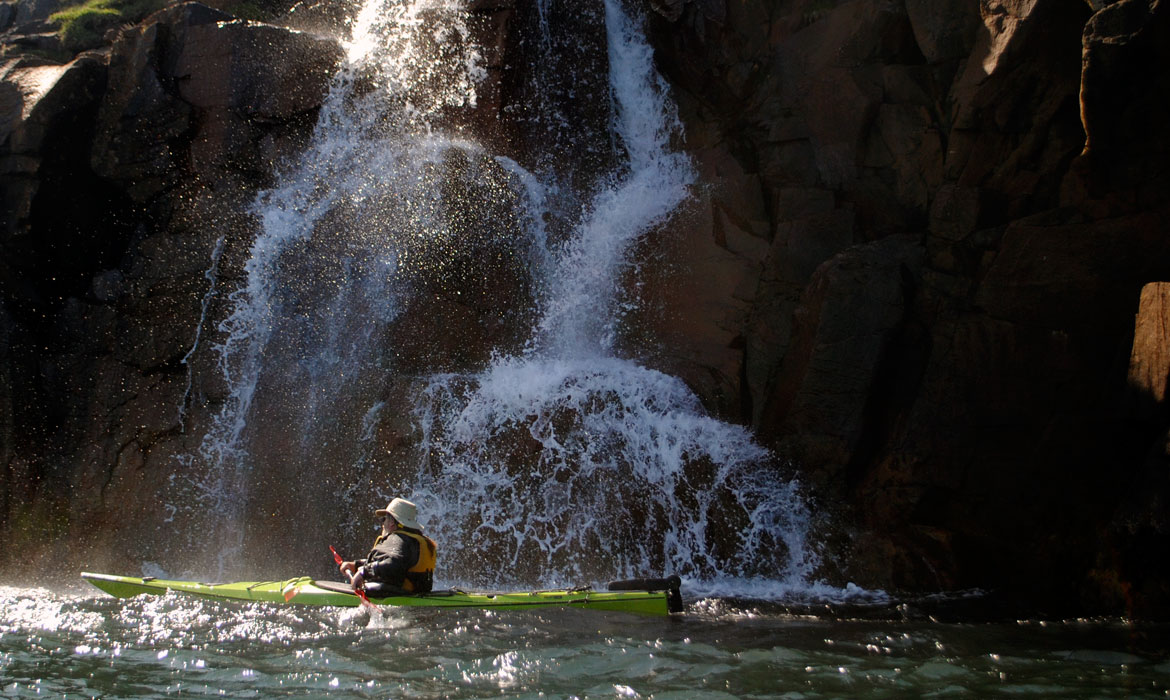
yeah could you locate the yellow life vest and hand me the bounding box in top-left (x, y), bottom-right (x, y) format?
top-left (397, 529), bottom-right (437, 593)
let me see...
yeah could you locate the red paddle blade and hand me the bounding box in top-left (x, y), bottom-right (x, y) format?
top-left (330, 545), bottom-right (374, 608)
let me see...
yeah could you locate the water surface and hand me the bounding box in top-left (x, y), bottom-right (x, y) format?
top-left (3, 585), bottom-right (1167, 698)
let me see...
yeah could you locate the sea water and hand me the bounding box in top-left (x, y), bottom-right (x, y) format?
top-left (2, 586), bottom-right (1167, 698)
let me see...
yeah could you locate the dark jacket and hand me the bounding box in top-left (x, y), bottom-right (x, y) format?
top-left (357, 528), bottom-right (435, 593)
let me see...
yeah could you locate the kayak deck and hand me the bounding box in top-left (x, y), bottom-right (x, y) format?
top-left (80, 572), bottom-right (682, 616)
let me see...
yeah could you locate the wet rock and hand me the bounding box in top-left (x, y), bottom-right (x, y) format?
top-left (494, 0), bottom-right (611, 192)
top-left (384, 147), bottom-right (539, 375)
top-left (0, 2), bottom-right (346, 574)
top-left (1, 0), bottom-right (1169, 616)
top-left (93, 2), bottom-right (342, 199)
top-left (278, 0), bottom-right (359, 36)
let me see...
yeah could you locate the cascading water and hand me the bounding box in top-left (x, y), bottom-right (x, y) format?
top-left (171, 0), bottom-right (517, 574)
top-left (177, 234), bottom-right (225, 431)
top-left (399, 0), bottom-right (821, 595)
top-left (173, 0), bottom-right (837, 599)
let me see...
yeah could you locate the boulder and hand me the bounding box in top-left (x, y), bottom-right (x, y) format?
top-left (762, 235), bottom-right (924, 484)
top-left (93, 3), bottom-right (342, 199)
top-left (1, 53), bottom-right (106, 238)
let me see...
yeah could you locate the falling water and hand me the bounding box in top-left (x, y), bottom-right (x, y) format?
top-left (175, 0), bottom-right (507, 573)
top-left (177, 233), bottom-right (225, 431)
top-left (174, 0), bottom-right (831, 599)
top-left (406, 0), bottom-right (823, 596)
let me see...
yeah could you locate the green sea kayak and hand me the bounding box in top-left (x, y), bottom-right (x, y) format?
top-left (80, 572), bottom-right (683, 616)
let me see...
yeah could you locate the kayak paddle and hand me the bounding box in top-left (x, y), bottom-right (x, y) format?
top-left (330, 545), bottom-right (375, 609)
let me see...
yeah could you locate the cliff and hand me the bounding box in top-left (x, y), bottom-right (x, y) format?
top-left (640, 0), bottom-right (1170, 616)
top-left (1, 0), bottom-right (1167, 617)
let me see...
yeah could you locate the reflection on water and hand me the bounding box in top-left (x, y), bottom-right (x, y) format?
top-left (2, 587), bottom-right (1167, 698)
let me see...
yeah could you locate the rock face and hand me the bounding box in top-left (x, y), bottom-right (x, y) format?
top-left (642, 0), bottom-right (1170, 616)
top-left (0, 2), bottom-right (344, 574)
top-left (1, 0), bottom-right (1169, 616)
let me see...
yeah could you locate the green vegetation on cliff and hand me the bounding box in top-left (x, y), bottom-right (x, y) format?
top-left (46, 0), bottom-right (295, 53)
top-left (49, 0), bottom-right (165, 52)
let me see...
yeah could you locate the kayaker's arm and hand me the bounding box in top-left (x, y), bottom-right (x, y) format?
top-left (330, 546), bottom-right (376, 605)
top-left (340, 559), bottom-right (376, 593)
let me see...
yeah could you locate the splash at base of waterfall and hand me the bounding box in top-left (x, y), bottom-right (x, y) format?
top-left (405, 354), bottom-right (831, 599)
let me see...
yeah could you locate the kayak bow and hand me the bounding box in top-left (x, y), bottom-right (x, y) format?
top-left (80, 572), bottom-right (683, 616)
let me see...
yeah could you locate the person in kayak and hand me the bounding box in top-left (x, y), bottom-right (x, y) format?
top-left (338, 498), bottom-right (437, 595)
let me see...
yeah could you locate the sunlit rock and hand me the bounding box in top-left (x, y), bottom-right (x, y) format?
top-left (1129, 283), bottom-right (1170, 405)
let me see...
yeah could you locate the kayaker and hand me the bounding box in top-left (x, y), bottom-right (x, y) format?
top-left (338, 498), bottom-right (437, 595)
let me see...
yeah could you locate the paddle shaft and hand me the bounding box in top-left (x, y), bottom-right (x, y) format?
top-left (330, 545), bottom-right (375, 609)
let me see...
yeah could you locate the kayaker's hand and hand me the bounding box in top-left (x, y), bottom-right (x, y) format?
top-left (350, 570), bottom-right (366, 592)
top-left (339, 560), bottom-right (357, 577)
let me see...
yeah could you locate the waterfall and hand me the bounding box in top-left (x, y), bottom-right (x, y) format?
top-left (533, 0), bottom-right (692, 358)
top-left (174, 0), bottom-right (831, 598)
top-left (174, 0), bottom-right (505, 573)
top-left (406, 0), bottom-right (822, 595)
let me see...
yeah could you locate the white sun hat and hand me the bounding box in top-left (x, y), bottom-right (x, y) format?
top-left (375, 498), bottom-right (421, 529)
